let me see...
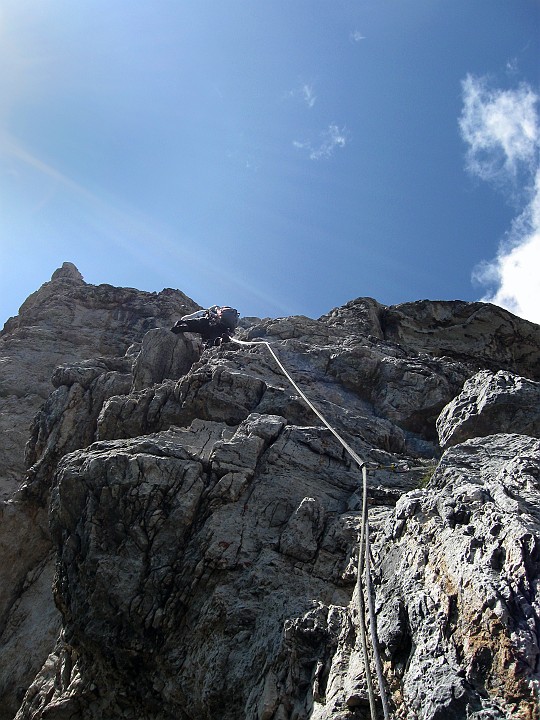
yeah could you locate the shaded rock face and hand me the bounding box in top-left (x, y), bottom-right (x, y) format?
top-left (0, 265), bottom-right (199, 718)
top-left (0, 278), bottom-right (539, 720)
top-left (0, 264), bottom-right (198, 498)
top-left (380, 299), bottom-right (540, 380)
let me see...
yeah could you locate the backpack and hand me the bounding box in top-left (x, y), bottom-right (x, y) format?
top-left (215, 306), bottom-right (239, 331)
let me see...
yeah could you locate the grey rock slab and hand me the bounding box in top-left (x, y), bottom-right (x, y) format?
top-left (0, 500), bottom-right (57, 720)
top-left (0, 554), bottom-right (60, 720)
top-left (379, 299), bottom-right (540, 380)
top-left (373, 434), bottom-right (540, 719)
top-left (0, 265), bottom-right (198, 497)
top-left (132, 328), bottom-right (200, 391)
top-left (437, 369), bottom-right (540, 448)
top-left (3, 276), bottom-right (540, 720)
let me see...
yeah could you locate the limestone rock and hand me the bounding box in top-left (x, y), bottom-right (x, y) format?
top-left (279, 496), bottom-right (326, 561)
top-left (0, 267), bottom-right (199, 717)
top-left (0, 263), bottom-right (198, 498)
top-left (50, 262), bottom-right (84, 282)
top-left (326, 343), bottom-right (471, 442)
top-left (374, 434), bottom-right (540, 719)
top-left (437, 369), bottom-right (540, 448)
top-left (26, 356), bottom-right (133, 467)
top-left (0, 500), bottom-right (59, 720)
top-left (379, 299), bottom-right (540, 380)
top-left (1, 273), bottom-right (539, 720)
top-left (17, 420), bottom-right (363, 720)
top-left (320, 297), bottom-right (385, 339)
top-left (309, 434), bottom-right (540, 719)
top-left (131, 328), bottom-right (200, 391)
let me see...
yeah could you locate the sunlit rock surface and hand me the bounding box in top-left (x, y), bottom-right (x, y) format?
top-left (0, 268), bottom-right (539, 719)
top-left (437, 369), bottom-right (540, 448)
top-left (0, 262), bottom-right (198, 499)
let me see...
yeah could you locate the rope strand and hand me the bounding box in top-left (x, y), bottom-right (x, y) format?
top-left (366, 519), bottom-right (392, 720)
top-left (357, 464), bottom-right (378, 719)
top-left (229, 336), bottom-right (390, 718)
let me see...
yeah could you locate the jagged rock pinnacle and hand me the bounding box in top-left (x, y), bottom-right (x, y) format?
top-left (50, 262), bottom-right (84, 282)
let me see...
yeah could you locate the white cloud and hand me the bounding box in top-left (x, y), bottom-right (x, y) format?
top-left (293, 123), bottom-right (348, 161)
top-left (351, 30), bottom-right (365, 42)
top-left (477, 233), bottom-right (540, 322)
top-left (302, 83), bottom-right (316, 108)
top-left (506, 58), bottom-right (519, 76)
top-left (473, 179), bottom-right (540, 323)
top-left (460, 74), bottom-right (538, 183)
top-left (285, 82), bottom-right (316, 108)
top-left (460, 74), bottom-right (540, 324)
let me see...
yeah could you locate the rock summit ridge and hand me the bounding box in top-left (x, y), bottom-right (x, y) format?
top-left (0, 267), bottom-right (539, 720)
top-left (50, 262), bottom-right (85, 283)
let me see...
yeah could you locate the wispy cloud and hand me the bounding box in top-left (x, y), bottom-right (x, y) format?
top-left (285, 82), bottom-right (317, 109)
top-left (302, 83), bottom-right (316, 108)
top-left (0, 129), bottom-right (287, 312)
top-left (293, 123), bottom-right (348, 161)
top-left (459, 74), bottom-right (540, 324)
top-left (0, 129), bottom-right (98, 208)
top-left (506, 58), bottom-right (519, 76)
top-left (350, 30), bottom-right (365, 43)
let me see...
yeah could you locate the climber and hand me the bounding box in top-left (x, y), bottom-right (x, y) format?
top-left (171, 305), bottom-right (240, 348)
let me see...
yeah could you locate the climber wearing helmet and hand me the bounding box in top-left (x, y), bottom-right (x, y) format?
top-left (171, 305), bottom-right (239, 348)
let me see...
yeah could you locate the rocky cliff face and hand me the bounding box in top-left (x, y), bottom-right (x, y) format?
top-left (0, 267), bottom-right (539, 720)
top-left (0, 262), bottom-right (198, 499)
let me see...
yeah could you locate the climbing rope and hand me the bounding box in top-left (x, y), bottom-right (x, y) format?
top-left (229, 336), bottom-right (391, 720)
top-left (356, 462), bottom-right (378, 720)
top-left (367, 462), bottom-right (433, 473)
top-left (230, 337), bottom-right (366, 469)
top-left (365, 518), bottom-right (392, 720)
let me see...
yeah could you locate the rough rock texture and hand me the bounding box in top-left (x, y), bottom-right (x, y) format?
top-left (0, 262), bottom-right (198, 499)
top-left (0, 276), bottom-right (539, 720)
top-left (0, 502), bottom-right (58, 715)
top-left (321, 433), bottom-right (540, 719)
top-left (437, 370), bottom-right (540, 448)
top-left (0, 264), bottom-right (199, 718)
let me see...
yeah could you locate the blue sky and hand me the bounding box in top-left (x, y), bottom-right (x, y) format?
top-left (1, 0), bottom-right (539, 325)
